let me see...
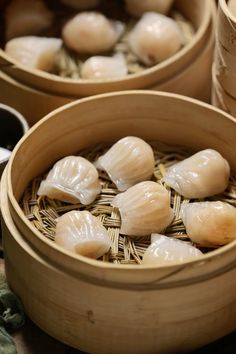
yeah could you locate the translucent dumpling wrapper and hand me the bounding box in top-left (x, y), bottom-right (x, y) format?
top-left (62, 12), bottom-right (125, 54)
top-left (5, 0), bottom-right (54, 41)
top-left (142, 233), bottom-right (203, 265)
top-left (55, 211), bottom-right (112, 259)
top-left (181, 201), bottom-right (236, 247)
top-left (95, 136), bottom-right (155, 191)
top-left (37, 156), bottom-right (101, 205)
top-left (0, 147), bottom-right (11, 162)
top-left (61, 0), bottom-right (100, 10)
top-left (81, 53), bottom-right (128, 80)
top-left (163, 149), bottom-right (230, 199)
top-left (128, 12), bottom-right (183, 65)
top-left (5, 36), bottom-right (62, 72)
top-left (112, 181), bottom-right (174, 236)
top-left (125, 0), bottom-right (174, 17)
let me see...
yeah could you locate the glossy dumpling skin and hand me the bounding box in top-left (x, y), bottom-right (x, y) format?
top-left (142, 233), bottom-right (203, 265)
top-left (5, 0), bottom-right (53, 41)
top-left (95, 136), bottom-right (155, 191)
top-left (61, 0), bottom-right (100, 10)
top-left (112, 181), bottom-right (174, 236)
top-left (128, 12), bottom-right (183, 65)
top-left (37, 156), bottom-right (101, 205)
top-left (5, 36), bottom-right (62, 72)
top-left (181, 201), bottom-right (236, 247)
top-left (62, 12), bottom-right (124, 54)
top-left (125, 0), bottom-right (174, 17)
top-left (55, 211), bottom-right (112, 258)
top-left (81, 53), bottom-right (128, 79)
top-left (164, 149), bottom-right (230, 199)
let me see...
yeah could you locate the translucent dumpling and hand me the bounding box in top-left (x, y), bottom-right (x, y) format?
top-left (62, 12), bottom-right (125, 54)
top-left (5, 0), bottom-right (54, 41)
top-left (142, 233), bottom-right (203, 265)
top-left (37, 156), bottom-right (101, 205)
top-left (61, 0), bottom-right (100, 10)
top-left (95, 136), bottom-right (155, 191)
top-left (5, 36), bottom-right (62, 72)
top-left (81, 53), bottom-right (128, 79)
top-left (55, 210), bottom-right (112, 258)
top-left (112, 181), bottom-right (174, 236)
top-left (128, 12), bottom-right (183, 65)
top-left (181, 201), bottom-right (236, 247)
top-left (125, 0), bottom-right (174, 17)
top-left (163, 149), bottom-right (230, 199)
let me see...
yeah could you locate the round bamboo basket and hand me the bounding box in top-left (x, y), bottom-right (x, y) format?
top-left (217, 0), bottom-right (236, 56)
top-left (0, 0), bottom-right (215, 101)
top-left (2, 91), bottom-right (236, 354)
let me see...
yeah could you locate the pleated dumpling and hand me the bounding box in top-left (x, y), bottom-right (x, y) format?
top-left (61, 0), bottom-right (100, 10)
top-left (37, 156), bottom-right (101, 205)
top-left (112, 181), bottom-right (174, 236)
top-left (55, 211), bottom-right (112, 258)
top-left (142, 234), bottom-right (203, 265)
top-left (5, 36), bottom-right (62, 72)
top-left (81, 53), bottom-right (128, 79)
top-left (5, 0), bottom-right (54, 41)
top-left (181, 201), bottom-right (236, 247)
top-left (95, 136), bottom-right (155, 191)
top-left (163, 149), bottom-right (230, 199)
top-left (125, 0), bottom-right (174, 17)
top-left (128, 12), bottom-right (183, 65)
top-left (62, 12), bottom-right (125, 54)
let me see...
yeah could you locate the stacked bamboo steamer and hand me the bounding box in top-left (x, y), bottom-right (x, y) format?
top-left (1, 91), bottom-right (236, 354)
top-left (0, 0), bottom-right (216, 126)
top-left (212, 0), bottom-right (236, 116)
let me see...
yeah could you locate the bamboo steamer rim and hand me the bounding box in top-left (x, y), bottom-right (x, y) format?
top-left (0, 0), bottom-right (213, 89)
top-left (219, 0), bottom-right (236, 22)
top-left (6, 90), bottom-right (236, 285)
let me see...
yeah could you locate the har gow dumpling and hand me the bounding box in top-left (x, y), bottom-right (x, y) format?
top-left (37, 156), bottom-right (101, 205)
top-left (125, 0), bottom-right (174, 17)
top-left (55, 210), bottom-right (112, 258)
top-left (142, 233), bottom-right (203, 265)
top-left (95, 136), bottom-right (155, 191)
top-left (81, 53), bottom-right (128, 79)
top-left (181, 201), bottom-right (236, 247)
top-left (128, 12), bottom-right (183, 65)
top-left (5, 36), bottom-right (62, 72)
top-left (62, 12), bottom-right (125, 54)
top-left (163, 149), bottom-right (230, 199)
top-left (112, 181), bottom-right (174, 236)
top-left (61, 0), bottom-right (100, 10)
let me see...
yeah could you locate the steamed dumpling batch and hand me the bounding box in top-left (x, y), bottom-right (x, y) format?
top-left (62, 12), bottom-right (125, 54)
top-left (142, 234), bottom-right (203, 265)
top-left (37, 156), bottom-right (101, 205)
top-left (128, 12), bottom-right (183, 65)
top-left (55, 210), bottom-right (112, 258)
top-left (164, 149), bottom-right (230, 198)
top-left (125, 0), bottom-right (174, 17)
top-left (112, 181), bottom-right (174, 236)
top-left (5, 36), bottom-right (62, 72)
top-left (95, 136), bottom-right (155, 191)
top-left (181, 201), bottom-right (236, 247)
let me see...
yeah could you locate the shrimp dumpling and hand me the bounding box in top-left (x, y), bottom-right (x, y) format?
top-left (125, 0), bottom-right (174, 17)
top-left (142, 233), bottom-right (203, 265)
top-left (163, 149), bottom-right (230, 199)
top-left (95, 137), bottom-right (155, 191)
top-left (37, 156), bottom-right (101, 205)
top-left (62, 12), bottom-right (125, 54)
top-left (61, 0), bottom-right (100, 10)
top-left (128, 12), bottom-right (183, 65)
top-left (55, 211), bottom-right (112, 258)
top-left (5, 0), bottom-right (54, 41)
top-left (5, 36), bottom-right (62, 72)
top-left (112, 181), bottom-right (174, 236)
top-left (81, 53), bottom-right (128, 79)
top-left (181, 201), bottom-right (236, 247)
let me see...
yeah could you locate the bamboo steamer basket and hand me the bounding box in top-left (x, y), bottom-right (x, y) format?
top-left (0, 0), bottom-right (214, 100)
top-left (2, 91), bottom-right (236, 354)
top-left (217, 0), bottom-right (236, 56)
